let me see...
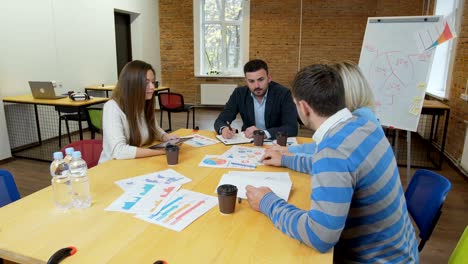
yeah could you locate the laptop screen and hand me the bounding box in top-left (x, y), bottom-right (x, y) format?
top-left (29, 81), bottom-right (65, 99)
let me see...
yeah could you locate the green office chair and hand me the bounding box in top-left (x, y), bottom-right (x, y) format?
top-left (86, 108), bottom-right (103, 139)
top-left (449, 226), bottom-right (468, 264)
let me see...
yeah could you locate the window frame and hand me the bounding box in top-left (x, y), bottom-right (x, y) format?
top-left (193, 0), bottom-right (250, 78)
top-left (425, 0), bottom-right (464, 99)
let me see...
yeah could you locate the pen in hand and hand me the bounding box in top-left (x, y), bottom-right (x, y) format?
top-left (226, 121), bottom-right (238, 133)
top-left (226, 121), bottom-right (233, 131)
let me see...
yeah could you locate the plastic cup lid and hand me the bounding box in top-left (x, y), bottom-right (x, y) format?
top-left (217, 184), bottom-right (238, 195)
top-left (165, 144), bottom-right (179, 151)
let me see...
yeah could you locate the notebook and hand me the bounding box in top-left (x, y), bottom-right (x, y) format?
top-left (29, 81), bottom-right (66, 99)
top-left (148, 136), bottom-right (194, 149)
top-left (216, 132), bottom-right (253, 145)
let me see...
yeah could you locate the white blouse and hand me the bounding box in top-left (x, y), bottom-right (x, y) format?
top-left (99, 99), bottom-right (166, 163)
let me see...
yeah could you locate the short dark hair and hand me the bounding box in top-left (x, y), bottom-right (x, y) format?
top-left (292, 64), bottom-right (346, 117)
top-left (244, 59), bottom-right (269, 75)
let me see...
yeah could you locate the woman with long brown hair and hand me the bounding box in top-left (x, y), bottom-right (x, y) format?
top-left (99, 60), bottom-right (178, 163)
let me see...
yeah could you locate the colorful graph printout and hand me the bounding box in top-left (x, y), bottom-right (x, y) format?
top-left (137, 189), bottom-right (218, 232)
top-left (219, 146), bottom-right (265, 166)
top-left (129, 185), bottom-right (181, 214)
top-left (198, 155), bottom-right (229, 168)
top-left (115, 169), bottom-right (192, 192)
top-left (198, 155), bottom-right (256, 169)
top-left (183, 134), bottom-right (219, 147)
top-left (105, 182), bottom-right (158, 213)
top-left (416, 19), bottom-right (456, 52)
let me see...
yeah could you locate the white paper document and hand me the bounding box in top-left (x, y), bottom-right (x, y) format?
top-left (216, 132), bottom-right (252, 145)
top-left (136, 189), bottom-right (218, 232)
top-left (216, 171), bottom-right (292, 201)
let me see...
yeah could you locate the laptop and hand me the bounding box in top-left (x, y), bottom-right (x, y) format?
top-left (29, 81), bottom-right (66, 99)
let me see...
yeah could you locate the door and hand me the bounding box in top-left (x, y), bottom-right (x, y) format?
top-left (114, 12), bottom-right (132, 76)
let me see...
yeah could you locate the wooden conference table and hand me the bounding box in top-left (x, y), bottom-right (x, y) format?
top-left (0, 129), bottom-right (332, 264)
top-left (85, 84), bottom-right (170, 97)
top-left (2, 94), bottom-right (109, 144)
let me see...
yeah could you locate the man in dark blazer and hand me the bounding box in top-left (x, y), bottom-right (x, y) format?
top-left (214, 59), bottom-right (298, 139)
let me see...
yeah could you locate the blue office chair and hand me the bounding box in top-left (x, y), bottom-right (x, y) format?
top-left (405, 169), bottom-right (452, 251)
top-left (0, 169), bottom-right (21, 207)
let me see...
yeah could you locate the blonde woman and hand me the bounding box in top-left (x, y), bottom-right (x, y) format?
top-left (333, 61), bottom-right (378, 124)
top-left (99, 60), bottom-right (178, 163)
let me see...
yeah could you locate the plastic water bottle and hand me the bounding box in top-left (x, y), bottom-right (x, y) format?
top-left (50, 151), bottom-right (72, 209)
top-left (69, 151), bottom-right (91, 208)
top-left (63, 147), bottom-right (74, 164)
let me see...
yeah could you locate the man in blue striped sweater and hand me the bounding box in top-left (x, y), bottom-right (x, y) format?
top-left (245, 64), bottom-right (419, 263)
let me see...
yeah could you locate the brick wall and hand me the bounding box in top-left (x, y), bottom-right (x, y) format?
top-left (446, 2), bottom-right (468, 161)
top-left (159, 0), bottom-right (467, 162)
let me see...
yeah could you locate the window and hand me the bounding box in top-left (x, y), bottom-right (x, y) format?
top-left (426, 0), bottom-right (463, 99)
top-left (194, 0), bottom-right (250, 77)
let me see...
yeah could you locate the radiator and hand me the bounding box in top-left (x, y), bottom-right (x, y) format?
top-left (461, 120), bottom-right (468, 172)
top-left (200, 84), bottom-right (237, 105)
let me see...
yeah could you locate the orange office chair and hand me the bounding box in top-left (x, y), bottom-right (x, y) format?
top-left (157, 92), bottom-right (195, 132)
top-left (61, 139), bottom-right (103, 169)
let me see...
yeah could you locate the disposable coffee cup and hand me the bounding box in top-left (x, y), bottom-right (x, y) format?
top-left (276, 131), bottom-right (288, 146)
top-left (253, 130), bottom-right (265, 146)
top-left (165, 144), bottom-right (179, 165)
top-left (217, 184), bottom-right (238, 214)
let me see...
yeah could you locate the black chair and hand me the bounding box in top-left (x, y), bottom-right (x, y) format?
top-left (55, 106), bottom-right (87, 147)
top-left (157, 92), bottom-right (195, 132)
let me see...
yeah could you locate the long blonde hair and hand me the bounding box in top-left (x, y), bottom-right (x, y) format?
top-left (332, 61), bottom-right (375, 112)
top-left (113, 60), bottom-right (158, 146)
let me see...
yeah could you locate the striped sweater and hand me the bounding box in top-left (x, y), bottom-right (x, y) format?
top-left (286, 107), bottom-right (380, 171)
top-left (259, 116), bottom-right (419, 263)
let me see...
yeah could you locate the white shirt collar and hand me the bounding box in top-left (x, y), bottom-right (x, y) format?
top-left (312, 108), bottom-right (352, 144)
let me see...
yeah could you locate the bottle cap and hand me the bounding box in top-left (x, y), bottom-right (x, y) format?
top-left (53, 152), bottom-right (64, 160)
top-left (72, 151), bottom-right (82, 159)
top-left (65, 147), bottom-right (74, 155)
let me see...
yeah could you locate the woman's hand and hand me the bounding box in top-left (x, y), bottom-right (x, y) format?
top-left (162, 133), bottom-right (180, 142)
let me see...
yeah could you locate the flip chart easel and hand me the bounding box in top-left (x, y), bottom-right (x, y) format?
top-left (358, 16), bottom-right (440, 183)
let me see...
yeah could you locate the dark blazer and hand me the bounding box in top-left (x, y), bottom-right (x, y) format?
top-left (214, 81), bottom-right (298, 139)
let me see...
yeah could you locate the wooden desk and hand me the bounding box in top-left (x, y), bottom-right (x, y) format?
top-left (2, 94), bottom-right (108, 153)
top-left (85, 84), bottom-right (170, 97)
top-left (0, 130), bottom-right (332, 264)
top-left (421, 100), bottom-right (450, 169)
